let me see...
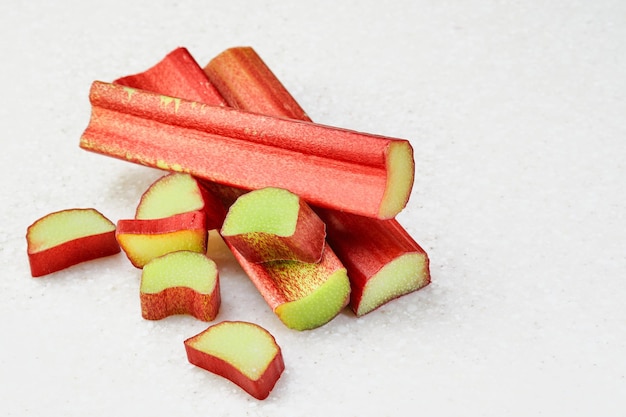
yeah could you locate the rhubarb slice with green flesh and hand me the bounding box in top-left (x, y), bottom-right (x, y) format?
top-left (221, 187), bottom-right (326, 263)
top-left (184, 321), bottom-right (284, 400)
top-left (26, 208), bottom-right (120, 277)
top-left (204, 46), bottom-right (431, 315)
top-left (115, 47), bottom-right (227, 107)
top-left (79, 80), bottom-right (414, 219)
top-left (140, 250), bottom-right (220, 321)
top-left (227, 242), bottom-right (350, 331)
top-left (116, 210), bottom-right (207, 268)
top-left (316, 211), bottom-right (430, 316)
top-left (135, 172), bottom-right (226, 230)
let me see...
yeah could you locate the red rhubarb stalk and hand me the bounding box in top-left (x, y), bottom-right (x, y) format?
top-left (79, 80), bottom-right (414, 219)
top-left (204, 46), bottom-right (431, 315)
top-left (115, 47), bottom-right (227, 107)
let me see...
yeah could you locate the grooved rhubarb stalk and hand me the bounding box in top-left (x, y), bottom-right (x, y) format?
top-left (204, 46), bottom-right (431, 315)
top-left (79, 80), bottom-right (414, 219)
top-left (115, 47), bottom-right (227, 107)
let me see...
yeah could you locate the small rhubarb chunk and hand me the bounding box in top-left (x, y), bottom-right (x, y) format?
top-left (116, 210), bottom-right (207, 268)
top-left (136, 172), bottom-right (226, 230)
top-left (315, 212), bottom-right (430, 316)
top-left (26, 208), bottom-right (120, 277)
top-left (184, 321), bottom-right (284, 400)
top-left (228, 243), bottom-right (350, 331)
top-left (140, 251), bottom-right (220, 321)
top-left (221, 187), bottom-right (326, 263)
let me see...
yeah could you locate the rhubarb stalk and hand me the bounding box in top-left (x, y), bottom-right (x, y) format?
top-left (115, 47), bottom-right (227, 107)
top-left (79, 80), bottom-right (414, 220)
top-left (204, 46), bottom-right (431, 316)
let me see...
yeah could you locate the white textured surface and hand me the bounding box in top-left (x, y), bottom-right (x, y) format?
top-left (2, 1), bottom-right (625, 416)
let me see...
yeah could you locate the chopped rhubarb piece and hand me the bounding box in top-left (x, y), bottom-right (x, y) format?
top-left (184, 321), bottom-right (284, 400)
top-left (204, 46), bottom-right (310, 120)
top-left (26, 208), bottom-right (120, 277)
top-left (228, 242), bottom-right (350, 331)
top-left (204, 46), bottom-right (431, 315)
top-left (140, 250), bottom-right (220, 321)
top-left (221, 187), bottom-right (326, 263)
top-left (316, 211), bottom-right (430, 316)
top-left (114, 47), bottom-right (227, 107)
top-left (116, 210), bottom-right (207, 268)
top-left (135, 172), bottom-right (226, 230)
top-left (79, 81), bottom-right (414, 219)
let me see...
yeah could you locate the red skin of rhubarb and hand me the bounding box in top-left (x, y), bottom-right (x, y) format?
top-left (114, 47), bottom-right (227, 107)
top-left (222, 196), bottom-right (326, 263)
top-left (79, 80), bottom-right (413, 219)
top-left (135, 172), bottom-right (227, 231)
top-left (116, 210), bottom-right (207, 268)
top-left (204, 46), bottom-right (431, 313)
top-left (204, 46), bottom-right (310, 121)
top-left (184, 322), bottom-right (285, 400)
top-left (27, 231), bottom-right (120, 277)
top-left (316, 210), bottom-right (430, 313)
top-left (227, 241), bottom-right (346, 314)
top-left (141, 284), bottom-right (220, 322)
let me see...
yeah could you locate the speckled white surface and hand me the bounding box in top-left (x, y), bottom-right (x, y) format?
top-left (1, 1), bottom-right (625, 416)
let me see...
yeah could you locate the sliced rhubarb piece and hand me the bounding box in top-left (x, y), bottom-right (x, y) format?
top-left (116, 210), bottom-right (207, 268)
top-left (140, 250), bottom-right (220, 321)
top-left (26, 208), bottom-right (120, 277)
top-left (204, 46), bottom-right (431, 315)
top-left (316, 211), bottom-right (430, 316)
top-left (204, 46), bottom-right (310, 120)
top-left (114, 47), bottom-right (227, 107)
top-left (227, 242), bottom-right (350, 331)
top-left (184, 321), bottom-right (284, 400)
top-left (79, 81), bottom-right (414, 219)
top-left (221, 187), bottom-right (326, 263)
top-left (135, 172), bottom-right (226, 230)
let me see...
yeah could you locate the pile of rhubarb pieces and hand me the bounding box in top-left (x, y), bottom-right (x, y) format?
top-left (26, 46), bottom-right (431, 400)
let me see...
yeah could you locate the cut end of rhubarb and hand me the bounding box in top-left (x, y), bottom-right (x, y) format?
top-left (275, 265), bottom-right (351, 331)
top-left (141, 250), bottom-right (218, 294)
top-left (220, 187), bottom-right (326, 263)
top-left (136, 172), bottom-right (207, 219)
top-left (221, 187), bottom-right (299, 236)
top-left (27, 208), bottom-right (116, 253)
top-left (184, 321), bottom-right (284, 400)
top-left (355, 252), bottom-right (430, 317)
top-left (26, 208), bottom-right (121, 277)
top-left (379, 141), bottom-right (415, 219)
top-left (140, 251), bottom-right (220, 321)
top-left (116, 210), bottom-right (207, 268)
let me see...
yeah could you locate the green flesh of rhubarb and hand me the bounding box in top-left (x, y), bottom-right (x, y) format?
top-left (357, 253), bottom-right (429, 316)
top-left (136, 173), bottom-right (205, 219)
top-left (275, 267), bottom-right (350, 331)
top-left (380, 142), bottom-right (415, 219)
top-left (141, 251), bottom-right (217, 294)
top-left (189, 322), bottom-right (279, 380)
top-left (28, 209), bottom-right (115, 252)
top-left (221, 187), bottom-right (299, 236)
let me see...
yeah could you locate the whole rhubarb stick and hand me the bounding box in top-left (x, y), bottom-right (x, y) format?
top-left (79, 81), bottom-right (414, 220)
top-left (204, 46), bottom-right (430, 316)
top-left (115, 47), bottom-right (227, 107)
